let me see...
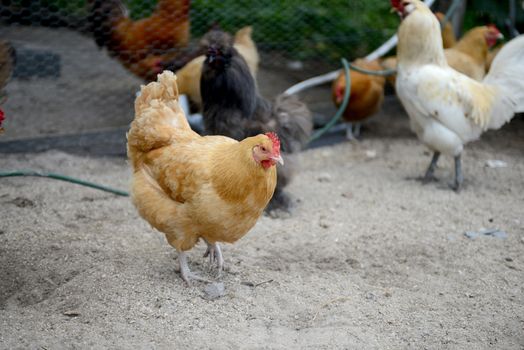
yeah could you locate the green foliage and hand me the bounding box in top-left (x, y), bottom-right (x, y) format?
top-left (0, 0), bottom-right (400, 63)
top-left (463, 0), bottom-right (524, 36)
top-left (188, 0), bottom-right (399, 63)
top-left (10, 0), bottom-right (522, 64)
top-left (117, 0), bottom-right (400, 63)
top-left (127, 0), bottom-right (157, 18)
top-left (120, 0), bottom-right (399, 63)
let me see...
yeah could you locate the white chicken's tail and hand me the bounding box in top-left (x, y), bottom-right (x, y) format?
top-left (127, 71), bottom-right (195, 163)
top-left (483, 35), bottom-right (524, 129)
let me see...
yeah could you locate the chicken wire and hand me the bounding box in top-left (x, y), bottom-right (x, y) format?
top-left (0, 0), bottom-right (522, 145)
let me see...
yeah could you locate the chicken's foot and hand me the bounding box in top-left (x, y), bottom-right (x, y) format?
top-left (345, 123), bottom-right (361, 140)
top-left (421, 151), bottom-right (440, 183)
top-left (353, 123), bottom-right (361, 138)
top-left (203, 240), bottom-right (224, 276)
top-left (178, 251), bottom-right (210, 285)
top-left (450, 154), bottom-right (463, 192)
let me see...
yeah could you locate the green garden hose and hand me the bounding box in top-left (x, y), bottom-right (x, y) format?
top-left (0, 170), bottom-right (129, 196)
top-left (308, 58), bottom-right (351, 143)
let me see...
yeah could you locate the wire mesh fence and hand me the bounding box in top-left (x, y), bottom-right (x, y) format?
top-left (0, 0), bottom-right (522, 145)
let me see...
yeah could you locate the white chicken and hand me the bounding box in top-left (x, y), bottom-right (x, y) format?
top-left (392, 0), bottom-right (524, 191)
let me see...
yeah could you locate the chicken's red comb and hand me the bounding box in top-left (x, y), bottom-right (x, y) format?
top-left (487, 24), bottom-right (500, 33)
top-left (391, 0), bottom-right (402, 10)
top-left (265, 132), bottom-right (280, 152)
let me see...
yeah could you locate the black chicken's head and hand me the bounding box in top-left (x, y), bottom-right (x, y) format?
top-left (202, 30), bottom-right (235, 70)
top-left (206, 45), bottom-right (229, 67)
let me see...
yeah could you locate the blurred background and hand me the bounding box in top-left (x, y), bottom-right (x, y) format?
top-left (0, 0), bottom-right (522, 152)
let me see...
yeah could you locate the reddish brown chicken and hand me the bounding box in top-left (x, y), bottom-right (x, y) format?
top-left (88, 0), bottom-right (191, 81)
top-left (331, 59), bottom-right (386, 139)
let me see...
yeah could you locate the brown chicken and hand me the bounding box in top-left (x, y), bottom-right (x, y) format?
top-left (127, 71), bottom-right (281, 284)
top-left (331, 59), bottom-right (386, 139)
top-left (88, 0), bottom-right (191, 81)
top-left (172, 26), bottom-right (259, 110)
top-left (444, 25), bottom-right (503, 81)
top-left (381, 11), bottom-right (456, 87)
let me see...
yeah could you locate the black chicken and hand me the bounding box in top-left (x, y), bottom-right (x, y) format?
top-left (200, 30), bottom-right (313, 214)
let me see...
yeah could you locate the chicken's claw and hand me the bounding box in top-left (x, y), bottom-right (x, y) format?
top-left (345, 122), bottom-right (362, 141)
top-left (420, 151), bottom-right (440, 184)
top-left (203, 241), bottom-right (224, 276)
top-left (178, 251), bottom-right (211, 286)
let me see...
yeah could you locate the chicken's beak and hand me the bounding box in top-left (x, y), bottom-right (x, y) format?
top-left (390, 7), bottom-right (401, 16)
top-left (497, 32), bottom-right (504, 40)
top-left (271, 154), bottom-right (284, 166)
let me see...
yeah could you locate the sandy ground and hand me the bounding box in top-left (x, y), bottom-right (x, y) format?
top-left (1, 25), bottom-right (524, 349)
top-left (1, 119), bottom-right (524, 349)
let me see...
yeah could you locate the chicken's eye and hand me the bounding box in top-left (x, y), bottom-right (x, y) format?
top-left (261, 146), bottom-right (267, 152)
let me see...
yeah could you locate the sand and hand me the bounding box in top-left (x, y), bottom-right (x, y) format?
top-left (1, 25), bottom-right (524, 350)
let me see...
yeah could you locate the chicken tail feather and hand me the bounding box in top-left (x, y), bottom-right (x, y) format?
top-left (128, 71), bottom-right (194, 164)
top-left (483, 35), bottom-right (524, 129)
top-left (273, 94), bottom-right (313, 153)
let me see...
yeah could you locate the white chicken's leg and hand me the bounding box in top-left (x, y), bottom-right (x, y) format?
top-left (422, 151), bottom-right (440, 183)
top-left (451, 154), bottom-right (463, 192)
top-left (178, 250), bottom-right (210, 285)
top-left (203, 240), bottom-right (225, 276)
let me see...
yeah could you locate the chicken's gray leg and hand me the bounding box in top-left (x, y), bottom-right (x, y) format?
top-left (203, 240), bottom-right (224, 276)
top-left (178, 250), bottom-right (210, 285)
top-left (345, 122), bottom-right (362, 140)
top-left (422, 151), bottom-right (440, 183)
top-left (345, 123), bottom-right (360, 140)
top-left (450, 154), bottom-right (463, 192)
top-left (345, 123), bottom-right (355, 140)
top-left (353, 123), bottom-right (361, 138)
